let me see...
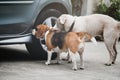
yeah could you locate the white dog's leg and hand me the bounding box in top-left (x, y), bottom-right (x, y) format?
top-left (56, 52), bottom-right (61, 64)
top-left (45, 50), bottom-right (53, 65)
top-left (104, 44), bottom-right (115, 66)
top-left (68, 52), bottom-right (72, 63)
top-left (104, 31), bottom-right (118, 66)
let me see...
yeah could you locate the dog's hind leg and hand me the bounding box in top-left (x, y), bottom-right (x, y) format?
top-left (112, 38), bottom-right (118, 64)
top-left (68, 49), bottom-right (77, 71)
top-left (78, 48), bottom-right (84, 70)
top-left (104, 35), bottom-right (118, 66)
top-left (112, 24), bottom-right (120, 64)
top-left (103, 26), bottom-right (119, 66)
top-left (104, 43), bottom-right (114, 66)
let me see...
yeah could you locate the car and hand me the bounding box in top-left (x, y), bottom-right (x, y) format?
top-left (0, 0), bottom-right (72, 59)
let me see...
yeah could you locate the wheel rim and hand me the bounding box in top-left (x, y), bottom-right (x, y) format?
top-left (40, 16), bottom-right (57, 51)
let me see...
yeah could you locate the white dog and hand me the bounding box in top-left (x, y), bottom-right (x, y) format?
top-left (56, 14), bottom-right (120, 66)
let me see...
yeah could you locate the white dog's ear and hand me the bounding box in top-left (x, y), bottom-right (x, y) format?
top-left (59, 17), bottom-right (66, 24)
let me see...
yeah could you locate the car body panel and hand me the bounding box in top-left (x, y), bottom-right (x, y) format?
top-left (0, 0), bottom-right (39, 35)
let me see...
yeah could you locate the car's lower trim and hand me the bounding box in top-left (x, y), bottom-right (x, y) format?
top-left (0, 35), bottom-right (32, 45)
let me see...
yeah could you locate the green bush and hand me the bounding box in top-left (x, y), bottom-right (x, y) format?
top-left (96, 0), bottom-right (120, 21)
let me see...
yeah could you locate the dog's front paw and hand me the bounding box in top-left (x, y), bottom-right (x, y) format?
top-left (45, 61), bottom-right (50, 65)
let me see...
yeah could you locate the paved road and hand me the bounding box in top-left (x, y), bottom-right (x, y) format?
top-left (0, 42), bottom-right (120, 80)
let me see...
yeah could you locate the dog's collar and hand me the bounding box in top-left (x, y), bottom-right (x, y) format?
top-left (68, 21), bottom-right (75, 32)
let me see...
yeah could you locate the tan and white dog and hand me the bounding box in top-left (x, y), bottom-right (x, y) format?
top-left (56, 14), bottom-right (120, 66)
top-left (33, 24), bottom-right (97, 70)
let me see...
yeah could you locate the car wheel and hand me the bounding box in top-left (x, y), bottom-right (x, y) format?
top-left (26, 8), bottom-right (62, 60)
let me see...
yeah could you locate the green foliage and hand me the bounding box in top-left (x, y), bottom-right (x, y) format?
top-left (96, 0), bottom-right (120, 21)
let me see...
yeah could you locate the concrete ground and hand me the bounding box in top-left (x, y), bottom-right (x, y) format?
top-left (0, 42), bottom-right (120, 80)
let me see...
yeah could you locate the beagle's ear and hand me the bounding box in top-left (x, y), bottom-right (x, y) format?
top-left (59, 16), bottom-right (66, 24)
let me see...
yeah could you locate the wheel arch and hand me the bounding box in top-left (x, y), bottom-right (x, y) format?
top-left (32, 3), bottom-right (70, 28)
top-left (40, 3), bottom-right (69, 14)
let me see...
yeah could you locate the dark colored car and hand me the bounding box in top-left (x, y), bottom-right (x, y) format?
top-left (0, 0), bottom-right (72, 59)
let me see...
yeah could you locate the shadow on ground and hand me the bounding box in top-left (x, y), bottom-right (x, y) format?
top-left (0, 47), bottom-right (35, 62)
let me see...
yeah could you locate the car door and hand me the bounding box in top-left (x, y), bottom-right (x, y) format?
top-left (0, 0), bottom-right (39, 35)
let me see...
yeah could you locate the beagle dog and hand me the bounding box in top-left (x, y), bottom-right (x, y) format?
top-left (32, 24), bottom-right (97, 70)
top-left (56, 14), bottom-right (120, 66)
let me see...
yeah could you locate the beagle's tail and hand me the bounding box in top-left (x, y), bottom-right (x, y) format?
top-left (76, 32), bottom-right (97, 45)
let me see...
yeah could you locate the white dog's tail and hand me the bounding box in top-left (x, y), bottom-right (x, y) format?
top-left (77, 32), bottom-right (97, 45)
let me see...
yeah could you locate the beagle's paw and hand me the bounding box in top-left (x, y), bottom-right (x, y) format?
top-left (45, 61), bottom-right (50, 65)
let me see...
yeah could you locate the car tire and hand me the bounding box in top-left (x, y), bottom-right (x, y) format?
top-left (26, 8), bottom-right (62, 60)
